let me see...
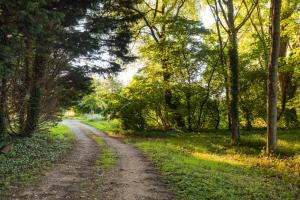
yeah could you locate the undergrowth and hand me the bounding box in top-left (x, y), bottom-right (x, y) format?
top-left (0, 124), bottom-right (75, 195)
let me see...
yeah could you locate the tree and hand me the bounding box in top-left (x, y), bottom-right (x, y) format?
top-left (0, 0), bottom-right (140, 139)
top-left (267, 0), bottom-right (282, 154)
top-left (277, 0), bottom-right (299, 126)
top-left (131, 0), bottom-right (198, 129)
top-left (207, 0), bottom-right (231, 130)
top-left (0, 0), bottom-right (21, 138)
top-left (209, 0), bottom-right (258, 144)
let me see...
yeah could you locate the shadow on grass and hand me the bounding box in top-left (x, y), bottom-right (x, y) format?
top-left (133, 140), bottom-right (299, 200)
top-left (79, 118), bottom-right (300, 199)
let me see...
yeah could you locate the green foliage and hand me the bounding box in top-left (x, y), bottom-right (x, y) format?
top-left (0, 124), bottom-right (74, 194)
top-left (75, 77), bottom-right (122, 114)
top-left (80, 117), bottom-right (120, 134)
top-left (0, 0), bottom-right (141, 139)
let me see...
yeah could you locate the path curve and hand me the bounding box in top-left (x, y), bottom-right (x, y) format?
top-left (74, 120), bottom-right (175, 200)
top-left (8, 120), bottom-right (175, 200)
top-left (10, 120), bottom-right (99, 200)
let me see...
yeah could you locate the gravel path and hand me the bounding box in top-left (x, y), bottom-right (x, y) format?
top-left (8, 120), bottom-right (99, 200)
top-left (6, 120), bottom-right (174, 200)
top-left (77, 121), bottom-right (175, 200)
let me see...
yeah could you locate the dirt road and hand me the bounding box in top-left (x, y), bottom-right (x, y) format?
top-left (8, 120), bottom-right (174, 200)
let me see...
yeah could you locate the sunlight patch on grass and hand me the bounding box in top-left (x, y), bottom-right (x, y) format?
top-left (131, 140), bottom-right (298, 200)
top-left (79, 118), bottom-right (300, 200)
top-left (80, 118), bottom-right (120, 136)
top-left (191, 152), bottom-right (243, 167)
top-left (49, 124), bottom-right (76, 141)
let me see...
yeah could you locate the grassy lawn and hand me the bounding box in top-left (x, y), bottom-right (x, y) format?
top-left (0, 124), bottom-right (75, 195)
top-left (82, 118), bottom-right (300, 200)
top-left (80, 117), bottom-right (120, 134)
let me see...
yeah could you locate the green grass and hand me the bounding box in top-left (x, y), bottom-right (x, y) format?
top-left (80, 117), bottom-right (120, 134)
top-left (90, 135), bottom-right (116, 171)
top-left (81, 118), bottom-right (300, 200)
top-left (79, 132), bottom-right (117, 200)
top-left (0, 124), bottom-right (75, 195)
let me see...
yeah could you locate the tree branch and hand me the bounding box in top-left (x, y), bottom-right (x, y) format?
top-left (153, 0), bottom-right (160, 19)
top-left (236, 0), bottom-right (258, 31)
top-left (132, 7), bottom-right (160, 43)
top-left (233, 2), bottom-right (243, 22)
top-left (208, 0), bottom-right (229, 33)
top-left (217, 0), bottom-right (230, 26)
top-left (175, 0), bottom-right (186, 19)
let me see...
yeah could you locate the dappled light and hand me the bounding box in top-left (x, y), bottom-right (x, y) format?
top-left (0, 0), bottom-right (299, 199)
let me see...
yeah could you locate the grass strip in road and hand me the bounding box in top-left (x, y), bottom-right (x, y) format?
top-left (0, 124), bottom-right (75, 195)
top-left (80, 132), bottom-right (117, 200)
top-left (90, 134), bottom-right (116, 171)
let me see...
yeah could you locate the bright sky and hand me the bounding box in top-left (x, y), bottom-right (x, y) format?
top-left (117, 62), bottom-right (141, 85)
top-left (117, 6), bottom-right (214, 85)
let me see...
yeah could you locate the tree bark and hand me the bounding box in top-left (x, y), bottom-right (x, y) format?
top-left (277, 37), bottom-right (298, 124)
top-left (225, 76), bottom-right (232, 130)
top-left (185, 90), bottom-right (192, 131)
top-left (0, 73), bottom-right (8, 138)
top-left (23, 53), bottom-right (46, 137)
top-left (216, 12), bottom-right (231, 130)
top-left (267, 0), bottom-right (281, 154)
top-left (19, 38), bottom-right (34, 133)
top-left (227, 0), bottom-right (240, 144)
top-left (209, 0), bottom-right (232, 131)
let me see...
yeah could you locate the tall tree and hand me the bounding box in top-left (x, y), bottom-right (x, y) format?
top-left (212, 0), bottom-right (257, 144)
top-left (207, 0), bottom-right (231, 130)
top-left (267, 0), bottom-right (282, 154)
top-left (132, 0), bottom-right (196, 129)
top-left (0, 0), bottom-right (140, 139)
top-left (0, 1), bottom-right (19, 138)
top-left (277, 0), bottom-right (299, 125)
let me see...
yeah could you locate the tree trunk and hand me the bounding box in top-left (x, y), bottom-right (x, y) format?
top-left (245, 110), bottom-right (253, 131)
top-left (215, 10), bottom-right (231, 130)
top-left (277, 36), bottom-right (288, 120)
top-left (215, 105), bottom-right (220, 129)
top-left (227, 0), bottom-right (240, 144)
top-left (160, 4), bottom-right (185, 129)
top-left (185, 90), bottom-right (192, 131)
top-left (0, 73), bottom-right (8, 138)
top-left (225, 78), bottom-right (232, 130)
top-left (19, 38), bottom-right (34, 133)
top-left (267, 0), bottom-right (281, 154)
top-left (277, 36), bottom-right (298, 124)
top-left (161, 55), bottom-right (185, 129)
top-left (23, 53), bottom-right (45, 137)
